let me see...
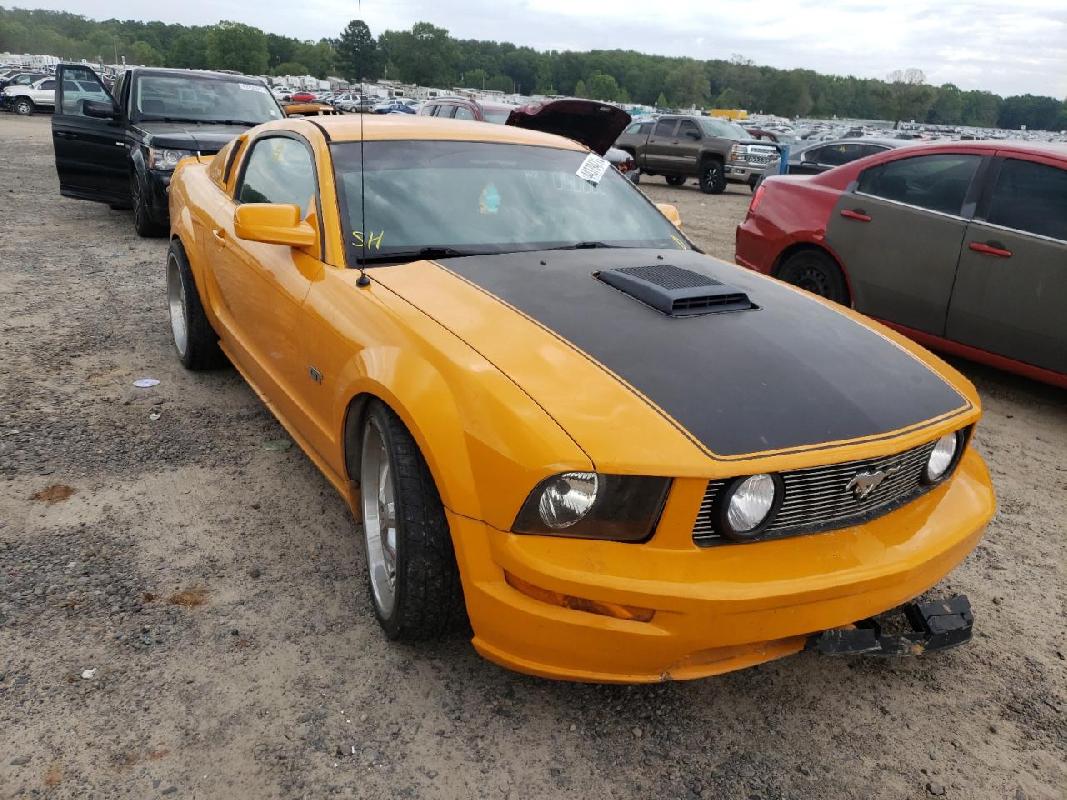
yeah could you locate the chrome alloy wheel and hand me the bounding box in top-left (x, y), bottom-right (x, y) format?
top-left (166, 254), bottom-right (188, 358)
top-left (361, 418), bottom-right (398, 616)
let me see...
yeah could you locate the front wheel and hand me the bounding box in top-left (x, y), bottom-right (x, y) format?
top-left (359, 401), bottom-right (467, 640)
top-left (13, 98), bottom-right (33, 116)
top-left (132, 173), bottom-right (166, 238)
top-left (665, 175), bottom-right (686, 186)
top-left (699, 160), bottom-right (727, 194)
top-left (776, 250), bottom-right (850, 305)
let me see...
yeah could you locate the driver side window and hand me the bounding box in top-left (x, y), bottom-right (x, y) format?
top-left (237, 136), bottom-right (317, 218)
top-left (57, 66), bottom-right (110, 116)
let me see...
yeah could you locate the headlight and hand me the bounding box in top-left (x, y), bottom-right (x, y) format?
top-left (718, 473), bottom-right (783, 542)
top-left (923, 431), bottom-right (963, 484)
top-left (538, 472), bottom-right (598, 529)
top-left (147, 147), bottom-right (194, 171)
top-left (513, 473), bottom-right (671, 542)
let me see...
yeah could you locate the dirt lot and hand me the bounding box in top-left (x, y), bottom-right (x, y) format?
top-left (0, 113), bottom-right (1064, 800)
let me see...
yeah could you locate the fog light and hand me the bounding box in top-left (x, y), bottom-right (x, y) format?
top-left (924, 432), bottom-right (961, 483)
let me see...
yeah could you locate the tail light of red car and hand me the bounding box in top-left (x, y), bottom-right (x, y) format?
top-left (748, 181), bottom-right (767, 216)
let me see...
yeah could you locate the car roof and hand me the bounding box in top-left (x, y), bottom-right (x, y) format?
top-left (297, 114), bottom-right (587, 150)
top-left (875, 139), bottom-right (1067, 161)
top-left (124, 66), bottom-right (265, 83)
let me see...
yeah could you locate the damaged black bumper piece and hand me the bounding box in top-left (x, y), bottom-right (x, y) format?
top-left (808, 595), bottom-right (973, 657)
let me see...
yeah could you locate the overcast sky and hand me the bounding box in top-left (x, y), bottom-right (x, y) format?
top-left (30, 0), bottom-right (1067, 98)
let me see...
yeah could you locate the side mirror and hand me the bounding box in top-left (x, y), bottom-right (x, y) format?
top-left (656, 203), bottom-right (682, 229)
top-left (234, 204), bottom-right (317, 249)
top-left (83, 99), bottom-right (117, 119)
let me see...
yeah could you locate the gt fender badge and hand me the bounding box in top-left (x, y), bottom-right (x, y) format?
top-left (308, 366), bottom-right (323, 384)
top-left (846, 467), bottom-right (899, 500)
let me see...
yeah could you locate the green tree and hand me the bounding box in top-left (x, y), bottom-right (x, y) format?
top-left (167, 29), bottom-right (207, 68)
top-left (273, 61), bottom-right (310, 76)
top-left (464, 68), bottom-right (488, 89)
top-left (294, 39), bottom-right (336, 78)
top-left (128, 39), bottom-right (163, 66)
top-left (664, 61), bottom-right (708, 108)
top-left (485, 74), bottom-right (514, 93)
top-left (206, 21), bottom-right (268, 74)
top-left (379, 22), bottom-right (457, 86)
top-left (336, 19), bottom-right (378, 81)
top-left (585, 71), bottom-right (618, 101)
top-left (927, 83), bottom-right (963, 124)
top-left (655, 91), bottom-right (668, 109)
top-left (574, 79), bottom-right (587, 98)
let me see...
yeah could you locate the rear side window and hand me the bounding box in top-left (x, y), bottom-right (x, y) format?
top-left (986, 158), bottom-right (1067, 241)
top-left (858, 154), bottom-right (981, 216)
top-left (237, 136), bottom-right (317, 218)
top-left (653, 119), bottom-right (677, 137)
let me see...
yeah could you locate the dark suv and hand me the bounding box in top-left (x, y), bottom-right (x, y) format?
top-left (52, 64), bottom-right (284, 236)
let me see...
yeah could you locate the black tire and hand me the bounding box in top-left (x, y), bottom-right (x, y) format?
top-left (699, 159), bottom-right (727, 194)
top-left (13, 97), bottom-right (33, 116)
top-left (167, 241), bottom-right (226, 370)
top-left (665, 175), bottom-right (686, 186)
top-left (776, 249), bottom-right (850, 305)
top-left (359, 400), bottom-right (467, 640)
top-left (131, 173), bottom-right (166, 238)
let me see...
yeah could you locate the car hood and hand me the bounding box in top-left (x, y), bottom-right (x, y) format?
top-left (506, 99), bottom-right (631, 156)
top-left (371, 249), bottom-right (975, 471)
top-left (135, 121), bottom-right (257, 154)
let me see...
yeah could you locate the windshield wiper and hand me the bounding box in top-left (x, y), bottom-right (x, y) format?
top-left (358, 246), bottom-right (482, 264)
top-left (138, 115), bottom-right (208, 124)
top-left (541, 241), bottom-right (626, 251)
top-left (207, 119), bottom-right (261, 127)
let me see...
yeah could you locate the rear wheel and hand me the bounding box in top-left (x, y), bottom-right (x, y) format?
top-left (13, 97), bottom-right (33, 116)
top-left (359, 401), bottom-right (467, 640)
top-left (776, 250), bottom-right (850, 305)
top-left (132, 173), bottom-right (166, 238)
top-left (665, 175), bottom-right (686, 187)
top-left (699, 159), bottom-right (727, 194)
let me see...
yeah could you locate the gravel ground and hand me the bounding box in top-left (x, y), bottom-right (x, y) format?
top-left (1, 114), bottom-right (1064, 800)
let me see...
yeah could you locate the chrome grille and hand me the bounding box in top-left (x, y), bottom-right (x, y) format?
top-left (693, 441), bottom-right (938, 546)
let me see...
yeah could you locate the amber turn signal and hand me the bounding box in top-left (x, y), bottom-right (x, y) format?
top-left (505, 571), bottom-right (655, 623)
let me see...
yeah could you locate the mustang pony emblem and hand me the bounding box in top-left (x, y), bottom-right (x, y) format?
top-left (846, 467), bottom-right (899, 500)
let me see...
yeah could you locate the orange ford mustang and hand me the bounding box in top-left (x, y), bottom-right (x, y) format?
top-left (166, 115), bottom-right (995, 682)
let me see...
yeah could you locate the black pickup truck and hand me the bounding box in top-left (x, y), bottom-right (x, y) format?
top-left (614, 115), bottom-right (780, 193)
top-left (52, 64), bottom-right (284, 236)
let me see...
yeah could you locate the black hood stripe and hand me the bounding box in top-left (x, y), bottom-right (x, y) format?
top-left (434, 249), bottom-right (970, 460)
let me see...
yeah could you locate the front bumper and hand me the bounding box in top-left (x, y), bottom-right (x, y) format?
top-left (454, 446), bottom-right (993, 682)
top-left (725, 160), bottom-right (772, 184)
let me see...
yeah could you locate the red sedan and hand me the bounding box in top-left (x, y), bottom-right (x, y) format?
top-left (735, 141), bottom-right (1067, 389)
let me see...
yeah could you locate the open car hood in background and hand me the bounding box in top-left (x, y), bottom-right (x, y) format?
top-left (505, 99), bottom-right (631, 155)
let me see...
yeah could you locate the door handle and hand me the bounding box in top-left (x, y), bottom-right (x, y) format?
top-left (840, 208), bottom-right (872, 222)
top-left (54, 130), bottom-right (75, 139)
top-left (969, 241), bottom-right (1012, 258)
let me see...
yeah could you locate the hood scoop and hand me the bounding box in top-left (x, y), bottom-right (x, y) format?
top-left (596, 264), bottom-right (755, 317)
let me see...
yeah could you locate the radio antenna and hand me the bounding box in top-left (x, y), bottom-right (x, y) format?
top-left (356, 0), bottom-right (371, 287)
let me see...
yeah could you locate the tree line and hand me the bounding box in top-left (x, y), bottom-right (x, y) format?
top-left (2, 8), bottom-right (1065, 130)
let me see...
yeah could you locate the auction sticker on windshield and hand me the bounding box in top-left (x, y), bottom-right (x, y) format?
top-left (575, 153), bottom-right (610, 186)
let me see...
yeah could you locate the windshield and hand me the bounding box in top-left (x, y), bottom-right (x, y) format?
top-left (133, 74), bottom-right (283, 123)
top-left (698, 117), bottom-right (751, 140)
top-left (332, 140), bottom-right (689, 264)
